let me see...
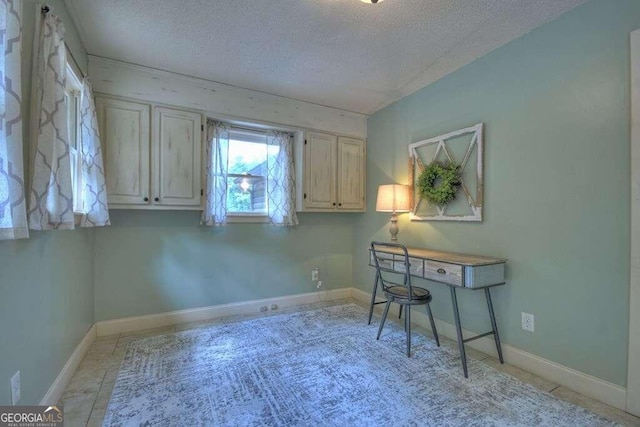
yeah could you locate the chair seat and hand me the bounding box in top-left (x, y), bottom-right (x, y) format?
top-left (385, 285), bottom-right (431, 300)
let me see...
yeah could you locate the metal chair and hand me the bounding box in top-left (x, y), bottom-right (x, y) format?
top-left (370, 241), bottom-right (440, 356)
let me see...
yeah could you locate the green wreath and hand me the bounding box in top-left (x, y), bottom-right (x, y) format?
top-left (417, 161), bottom-right (461, 206)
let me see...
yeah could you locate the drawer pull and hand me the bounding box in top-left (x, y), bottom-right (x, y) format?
top-left (437, 268), bottom-right (447, 274)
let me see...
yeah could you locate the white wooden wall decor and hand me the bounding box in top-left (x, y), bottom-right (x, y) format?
top-left (408, 123), bottom-right (483, 222)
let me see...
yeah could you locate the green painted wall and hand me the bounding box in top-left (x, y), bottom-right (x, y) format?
top-left (0, 1), bottom-right (93, 405)
top-left (0, 231), bottom-right (94, 405)
top-left (354, 0), bottom-right (639, 387)
top-left (93, 211), bottom-right (355, 320)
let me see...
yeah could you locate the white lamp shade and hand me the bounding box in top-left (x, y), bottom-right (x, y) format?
top-left (376, 184), bottom-right (411, 213)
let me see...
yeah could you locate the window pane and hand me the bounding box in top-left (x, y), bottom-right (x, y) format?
top-left (66, 93), bottom-right (77, 149)
top-left (228, 139), bottom-right (266, 175)
top-left (70, 149), bottom-right (80, 212)
top-left (226, 175), bottom-right (266, 213)
top-left (227, 133), bottom-right (270, 214)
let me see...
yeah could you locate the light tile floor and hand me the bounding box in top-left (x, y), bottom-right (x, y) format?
top-left (60, 299), bottom-right (640, 426)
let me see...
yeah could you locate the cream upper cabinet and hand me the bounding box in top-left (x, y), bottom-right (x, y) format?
top-left (97, 95), bottom-right (203, 209)
top-left (337, 136), bottom-right (365, 210)
top-left (301, 131), bottom-right (365, 212)
top-left (304, 132), bottom-right (337, 209)
top-left (97, 97), bottom-right (150, 205)
top-left (153, 107), bottom-right (202, 206)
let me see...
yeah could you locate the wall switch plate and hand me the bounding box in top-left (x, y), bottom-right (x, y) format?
top-left (521, 312), bottom-right (535, 332)
top-left (10, 371), bottom-right (20, 405)
top-left (311, 268), bottom-right (319, 282)
top-left (316, 280), bottom-right (322, 289)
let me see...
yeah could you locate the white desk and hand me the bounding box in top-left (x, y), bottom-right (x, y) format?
top-left (368, 245), bottom-right (507, 378)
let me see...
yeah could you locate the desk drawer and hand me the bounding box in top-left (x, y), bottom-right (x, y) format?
top-left (369, 252), bottom-right (424, 276)
top-left (394, 257), bottom-right (424, 276)
top-left (370, 251), bottom-right (394, 270)
top-left (424, 260), bottom-right (463, 286)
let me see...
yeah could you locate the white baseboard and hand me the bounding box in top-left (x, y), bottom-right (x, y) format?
top-left (351, 288), bottom-right (628, 411)
top-left (40, 324), bottom-right (96, 405)
top-left (96, 288), bottom-right (352, 337)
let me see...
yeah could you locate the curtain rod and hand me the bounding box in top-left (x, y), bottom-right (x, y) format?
top-left (40, 4), bottom-right (86, 79)
top-left (229, 124), bottom-right (294, 137)
top-left (65, 43), bottom-right (86, 79)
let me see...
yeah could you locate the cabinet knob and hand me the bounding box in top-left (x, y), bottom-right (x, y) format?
top-left (333, 203), bottom-right (336, 206)
top-left (143, 197), bottom-right (149, 202)
top-left (437, 268), bottom-right (447, 275)
top-left (154, 197), bottom-right (159, 202)
top-left (338, 203), bottom-right (342, 206)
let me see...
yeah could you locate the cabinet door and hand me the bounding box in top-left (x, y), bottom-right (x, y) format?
top-left (304, 132), bottom-right (337, 209)
top-left (337, 137), bottom-right (365, 210)
top-left (153, 107), bottom-right (202, 206)
top-left (97, 97), bottom-right (150, 205)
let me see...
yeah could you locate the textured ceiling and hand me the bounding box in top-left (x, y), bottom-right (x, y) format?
top-left (64, 0), bottom-right (587, 114)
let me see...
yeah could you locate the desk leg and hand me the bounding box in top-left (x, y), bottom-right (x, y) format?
top-left (450, 287), bottom-right (468, 378)
top-left (368, 271), bottom-right (380, 325)
top-left (485, 288), bottom-right (504, 364)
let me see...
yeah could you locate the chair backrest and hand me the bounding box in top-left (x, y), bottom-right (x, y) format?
top-left (370, 241), bottom-right (416, 300)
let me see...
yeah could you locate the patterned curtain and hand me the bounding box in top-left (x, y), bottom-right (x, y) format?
top-left (266, 131), bottom-right (298, 226)
top-left (200, 120), bottom-right (230, 226)
top-left (28, 13), bottom-right (73, 230)
top-left (0, 0), bottom-right (28, 240)
top-left (79, 78), bottom-right (110, 227)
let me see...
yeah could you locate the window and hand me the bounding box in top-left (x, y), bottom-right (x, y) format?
top-left (201, 121), bottom-right (298, 226)
top-left (226, 127), bottom-right (280, 215)
top-left (65, 62), bottom-right (83, 214)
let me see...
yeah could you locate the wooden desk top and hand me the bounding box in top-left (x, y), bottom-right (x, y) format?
top-left (371, 244), bottom-right (506, 267)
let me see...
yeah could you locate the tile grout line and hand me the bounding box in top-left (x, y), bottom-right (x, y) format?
top-left (84, 369), bottom-right (109, 427)
top-left (112, 333), bottom-right (122, 355)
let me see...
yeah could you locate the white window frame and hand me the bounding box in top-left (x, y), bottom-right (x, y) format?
top-left (65, 62), bottom-right (83, 215)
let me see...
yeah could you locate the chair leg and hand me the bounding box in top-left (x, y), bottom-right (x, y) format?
top-left (367, 271), bottom-right (380, 325)
top-left (377, 301), bottom-right (391, 340)
top-left (425, 304), bottom-right (440, 347)
top-left (404, 304), bottom-right (408, 331)
top-left (405, 305), bottom-right (411, 357)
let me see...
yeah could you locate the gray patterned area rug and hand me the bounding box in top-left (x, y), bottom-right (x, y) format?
top-left (103, 304), bottom-right (615, 426)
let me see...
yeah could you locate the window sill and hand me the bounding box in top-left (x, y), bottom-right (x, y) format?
top-left (226, 213), bottom-right (268, 224)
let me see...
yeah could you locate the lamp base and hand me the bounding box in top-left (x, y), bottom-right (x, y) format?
top-left (389, 212), bottom-right (399, 242)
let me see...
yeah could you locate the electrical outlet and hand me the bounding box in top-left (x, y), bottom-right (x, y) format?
top-left (259, 305), bottom-right (268, 312)
top-left (270, 304), bottom-right (278, 310)
top-left (521, 312), bottom-right (535, 332)
top-left (10, 371), bottom-right (20, 405)
top-left (311, 267), bottom-right (319, 282)
top-left (316, 280), bottom-right (322, 289)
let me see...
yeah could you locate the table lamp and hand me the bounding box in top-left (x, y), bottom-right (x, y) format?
top-left (376, 184), bottom-right (411, 241)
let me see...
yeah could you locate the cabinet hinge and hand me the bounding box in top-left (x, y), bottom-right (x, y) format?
top-left (304, 193), bottom-right (307, 199)
top-left (201, 189), bottom-right (204, 196)
top-left (201, 124), bottom-right (204, 132)
top-left (304, 139), bottom-right (307, 145)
